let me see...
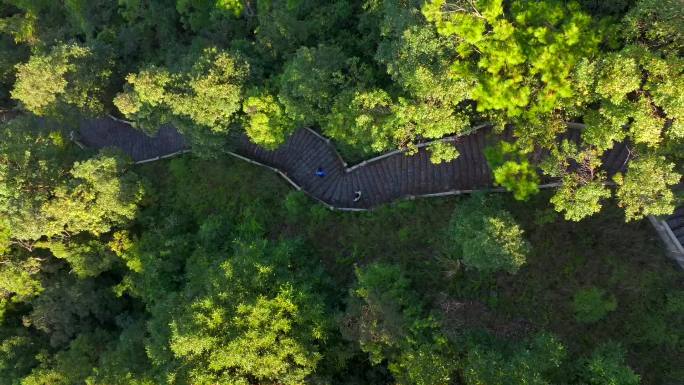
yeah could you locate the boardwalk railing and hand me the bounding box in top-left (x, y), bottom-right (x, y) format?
top-left (345, 123), bottom-right (490, 172)
top-left (135, 149), bottom-right (192, 164)
top-left (226, 150), bottom-right (368, 212)
top-left (648, 216), bottom-right (684, 269)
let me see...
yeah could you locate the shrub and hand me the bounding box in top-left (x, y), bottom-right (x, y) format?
top-left (449, 195), bottom-right (530, 274)
top-left (573, 287), bottom-right (617, 323)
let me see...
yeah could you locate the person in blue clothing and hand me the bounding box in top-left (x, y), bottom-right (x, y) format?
top-left (315, 167), bottom-right (326, 178)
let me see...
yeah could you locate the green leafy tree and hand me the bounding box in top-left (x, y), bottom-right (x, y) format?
top-left (176, 0), bottom-right (244, 32)
top-left (485, 141), bottom-right (540, 201)
top-left (579, 343), bottom-right (640, 385)
top-left (0, 331), bottom-right (39, 385)
top-left (0, 117), bottom-right (144, 244)
top-left (0, 254), bottom-right (42, 302)
top-left (0, 34), bottom-right (29, 106)
top-left (543, 141), bottom-right (612, 221)
top-left (254, 0), bottom-right (356, 61)
top-left (154, 237), bottom-right (329, 385)
top-left (613, 154), bottom-right (681, 221)
top-left (41, 151), bottom-right (145, 237)
top-left (428, 141), bottom-right (460, 164)
top-left (551, 178), bottom-right (611, 222)
top-left (424, 0), bottom-right (600, 144)
top-left (278, 45), bottom-right (357, 126)
top-left (324, 88), bottom-right (395, 156)
top-left (41, 239), bottom-right (117, 278)
top-left (573, 287), bottom-right (617, 323)
top-left (578, 46), bottom-right (683, 148)
top-left (26, 275), bottom-right (122, 347)
top-left (20, 330), bottom-right (112, 385)
top-left (0, 11), bottom-right (40, 46)
top-left (113, 66), bottom-right (175, 132)
top-left (115, 47), bottom-right (249, 152)
top-left (0, 116), bottom-right (73, 242)
top-left (372, 2), bottom-right (473, 157)
top-left (463, 333), bottom-right (566, 385)
top-left (85, 319), bottom-right (154, 385)
top-left (389, 98), bottom-right (470, 157)
top-left (374, 1), bottom-right (472, 105)
top-left (448, 194), bottom-right (530, 274)
top-left (242, 91), bottom-right (293, 150)
top-left (623, 0), bottom-right (684, 55)
top-left (595, 53), bottom-right (641, 105)
top-left (343, 263), bottom-right (455, 385)
top-left (11, 43), bottom-right (111, 117)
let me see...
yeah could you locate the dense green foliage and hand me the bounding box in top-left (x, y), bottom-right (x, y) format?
top-left (573, 287), bottom-right (618, 323)
top-left (0, 0), bottom-right (682, 384)
top-left (0, 146), bottom-right (682, 384)
top-left (448, 195), bottom-right (530, 274)
top-left (1, 0), bottom-right (681, 218)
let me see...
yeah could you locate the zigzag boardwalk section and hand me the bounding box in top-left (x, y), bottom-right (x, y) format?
top-left (234, 128), bottom-right (502, 209)
top-left (75, 118), bottom-right (684, 269)
top-left (78, 119), bottom-right (633, 210)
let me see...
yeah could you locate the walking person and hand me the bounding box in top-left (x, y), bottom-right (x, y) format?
top-left (353, 190), bottom-right (362, 202)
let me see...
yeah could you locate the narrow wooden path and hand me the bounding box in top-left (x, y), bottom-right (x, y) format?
top-left (78, 118), bottom-right (187, 161)
top-left (234, 128), bottom-right (498, 209)
top-left (233, 127), bottom-right (630, 210)
top-left (78, 118), bottom-right (630, 210)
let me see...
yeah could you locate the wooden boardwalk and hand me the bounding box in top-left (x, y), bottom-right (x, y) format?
top-left (78, 118), bottom-right (187, 161)
top-left (77, 118), bottom-right (631, 210)
top-left (665, 207), bottom-right (684, 251)
top-left (234, 127), bottom-right (633, 210)
top-left (235, 128), bottom-right (495, 209)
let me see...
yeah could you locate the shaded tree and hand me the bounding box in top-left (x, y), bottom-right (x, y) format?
top-left (448, 194), bottom-right (530, 274)
top-left (573, 287), bottom-right (617, 323)
top-left (463, 333), bottom-right (566, 385)
top-left (579, 343), bottom-right (640, 385)
top-left (278, 45), bottom-right (357, 126)
top-left (343, 263), bottom-right (455, 385)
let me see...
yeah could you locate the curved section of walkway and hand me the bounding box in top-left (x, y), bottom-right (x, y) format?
top-left (78, 118), bottom-right (632, 210)
top-left (234, 127), bottom-right (633, 210)
top-left (236, 128), bottom-right (490, 209)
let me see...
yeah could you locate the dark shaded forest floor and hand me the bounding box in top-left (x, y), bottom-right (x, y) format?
top-left (139, 154), bottom-right (684, 384)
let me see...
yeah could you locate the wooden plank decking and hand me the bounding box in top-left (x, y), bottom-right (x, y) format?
top-left (78, 118), bottom-right (187, 162)
top-left (233, 126), bottom-right (632, 210)
top-left (78, 119), bottom-right (635, 210)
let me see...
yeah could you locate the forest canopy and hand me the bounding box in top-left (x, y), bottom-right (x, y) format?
top-left (0, 0), bottom-right (682, 385)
